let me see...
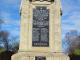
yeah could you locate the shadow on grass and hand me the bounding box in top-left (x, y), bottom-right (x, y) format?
top-left (69, 55), bottom-right (80, 60)
top-left (0, 51), bottom-right (14, 60)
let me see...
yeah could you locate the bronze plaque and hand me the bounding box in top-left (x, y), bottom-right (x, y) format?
top-left (32, 6), bottom-right (49, 47)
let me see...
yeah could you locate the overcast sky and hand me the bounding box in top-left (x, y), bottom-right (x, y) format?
top-left (0, 0), bottom-right (80, 51)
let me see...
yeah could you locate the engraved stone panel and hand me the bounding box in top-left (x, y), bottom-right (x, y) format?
top-left (32, 6), bottom-right (49, 47)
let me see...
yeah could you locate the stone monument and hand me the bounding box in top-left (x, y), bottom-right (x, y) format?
top-left (12, 0), bottom-right (70, 60)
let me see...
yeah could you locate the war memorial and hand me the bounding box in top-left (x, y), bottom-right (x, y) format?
top-left (12, 0), bottom-right (70, 60)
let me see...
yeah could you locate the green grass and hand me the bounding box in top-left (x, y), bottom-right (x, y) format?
top-left (0, 48), bottom-right (6, 53)
top-left (74, 49), bottom-right (80, 55)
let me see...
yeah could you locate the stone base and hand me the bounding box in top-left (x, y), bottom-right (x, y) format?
top-left (11, 51), bottom-right (70, 60)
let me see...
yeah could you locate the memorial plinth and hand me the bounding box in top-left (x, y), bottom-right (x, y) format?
top-left (12, 0), bottom-right (70, 60)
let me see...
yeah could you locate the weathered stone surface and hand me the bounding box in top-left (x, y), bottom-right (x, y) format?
top-left (12, 0), bottom-right (70, 60)
top-left (12, 52), bottom-right (69, 60)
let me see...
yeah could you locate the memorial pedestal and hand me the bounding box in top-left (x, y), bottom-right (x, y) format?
top-left (12, 0), bottom-right (70, 60)
top-left (12, 51), bottom-right (69, 60)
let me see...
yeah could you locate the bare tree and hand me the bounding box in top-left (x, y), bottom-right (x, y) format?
top-left (65, 30), bottom-right (80, 55)
top-left (0, 31), bottom-right (9, 50)
top-left (0, 19), bottom-right (4, 30)
top-left (0, 19), bottom-right (19, 52)
top-left (9, 36), bottom-right (19, 53)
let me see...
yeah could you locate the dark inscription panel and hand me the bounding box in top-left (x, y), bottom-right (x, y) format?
top-left (35, 56), bottom-right (46, 60)
top-left (32, 6), bottom-right (49, 47)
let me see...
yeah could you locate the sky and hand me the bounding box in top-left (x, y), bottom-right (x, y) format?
top-left (0, 0), bottom-right (21, 38)
top-left (62, 0), bottom-right (80, 38)
top-left (62, 0), bottom-right (80, 52)
top-left (0, 0), bottom-right (80, 51)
